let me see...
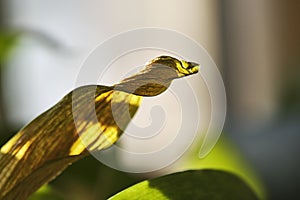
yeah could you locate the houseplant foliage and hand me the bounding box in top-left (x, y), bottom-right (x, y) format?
top-left (109, 170), bottom-right (258, 200)
top-left (0, 49), bottom-right (260, 199)
top-left (0, 56), bottom-right (200, 199)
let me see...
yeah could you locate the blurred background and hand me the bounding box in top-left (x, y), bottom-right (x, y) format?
top-left (0, 0), bottom-right (299, 200)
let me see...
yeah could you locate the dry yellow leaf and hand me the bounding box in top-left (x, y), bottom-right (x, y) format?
top-left (0, 55), bottom-right (199, 200)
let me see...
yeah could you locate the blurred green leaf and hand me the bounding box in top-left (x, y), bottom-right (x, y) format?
top-left (109, 170), bottom-right (259, 200)
top-left (0, 31), bottom-right (21, 64)
top-left (28, 185), bottom-right (63, 200)
top-left (175, 136), bottom-right (266, 199)
top-left (0, 28), bottom-right (72, 65)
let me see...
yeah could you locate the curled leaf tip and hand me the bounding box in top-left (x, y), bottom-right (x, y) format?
top-left (115, 55), bottom-right (199, 96)
top-left (150, 55), bottom-right (199, 77)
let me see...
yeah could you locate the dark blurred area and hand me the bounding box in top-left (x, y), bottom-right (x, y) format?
top-left (0, 1), bottom-right (299, 200)
top-left (219, 1), bottom-right (300, 200)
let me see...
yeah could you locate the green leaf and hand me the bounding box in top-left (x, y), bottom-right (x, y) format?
top-left (28, 185), bottom-right (63, 200)
top-left (0, 31), bottom-right (21, 64)
top-left (175, 136), bottom-right (266, 199)
top-left (109, 170), bottom-right (259, 200)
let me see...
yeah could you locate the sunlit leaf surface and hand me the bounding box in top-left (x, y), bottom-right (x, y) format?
top-left (109, 170), bottom-right (259, 200)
